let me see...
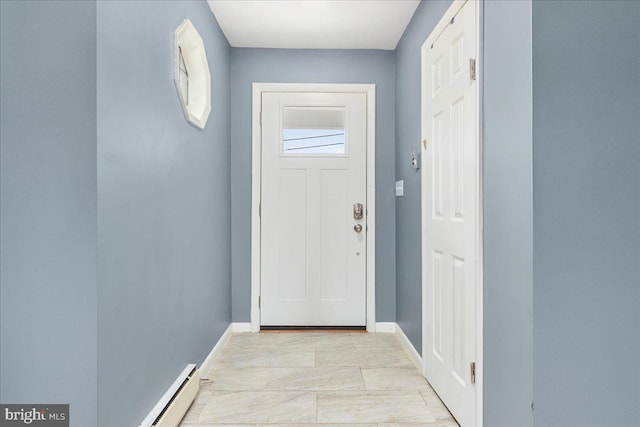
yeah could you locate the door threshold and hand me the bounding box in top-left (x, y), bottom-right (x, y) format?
top-left (260, 325), bottom-right (366, 333)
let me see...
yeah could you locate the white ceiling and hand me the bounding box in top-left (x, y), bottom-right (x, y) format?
top-left (207, 0), bottom-right (421, 50)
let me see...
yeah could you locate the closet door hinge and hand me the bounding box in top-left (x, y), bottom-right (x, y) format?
top-left (469, 58), bottom-right (477, 81)
top-left (470, 362), bottom-right (476, 384)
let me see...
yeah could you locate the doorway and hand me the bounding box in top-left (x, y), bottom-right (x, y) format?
top-left (251, 84), bottom-right (376, 331)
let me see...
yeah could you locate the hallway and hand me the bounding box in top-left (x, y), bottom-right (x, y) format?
top-left (181, 332), bottom-right (458, 426)
top-left (2, 1), bottom-right (638, 426)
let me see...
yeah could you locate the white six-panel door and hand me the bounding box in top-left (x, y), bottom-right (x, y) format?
top-left (422, 1), bottom-right (478, 425)
top-left (261, 92), bottom-right (367, 326)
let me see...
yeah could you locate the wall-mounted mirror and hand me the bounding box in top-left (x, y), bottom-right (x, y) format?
top-left (174, 19), bottom-right (211, 129)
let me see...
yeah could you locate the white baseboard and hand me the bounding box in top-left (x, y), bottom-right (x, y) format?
top-left (199, 324), bottom-right (233, 377)
top-left (232, 322), bottom-right (252, 333)
top-left (199, 323), bottom-right (254, 378)
top-left (374, 322), bottom-right (397, 333)
top-left (393, 322), bottom-right (422, 371)
top-left (374, 322), bottom-right (421, 370)
top-left (139, 364), bottom-right (198, 427)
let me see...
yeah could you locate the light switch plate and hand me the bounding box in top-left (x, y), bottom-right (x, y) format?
top-left (395, 180), bottom-right (404, 197)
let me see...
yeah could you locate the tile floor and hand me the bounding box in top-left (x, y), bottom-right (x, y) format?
top-left (180, 332), bottom-right (458, 426)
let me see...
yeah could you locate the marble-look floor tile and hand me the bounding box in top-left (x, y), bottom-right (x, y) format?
top-left (180, 387), bottom-right (215, 424)
top-left (215, 347), bottom-right (315, 368)
top-left (316, 348), bottom-right (414, 368)
top-left (350, 333), bottom-right (401, 349)
top-left (180, 405), bottom-right (206, 425)
top-left (276, 333), bottom-right (358, 351)
top-left (195, 391), bottom-right (316, 424)
top-left (182, 425), bottom-right (377, 427)
top-left (180, 425), bottom-right (258, 427)
top-left (379, 422), bottom-right (459, 427)
top-left (201, 369), bottom-right (272, 391)
top-left (361, 368), bottom-right (431, 391)
top-left (183, 425), bottom-right (380, 427)
top-left (420, 389), bottom-right (455, 421)
top-left (317, 391), bottom-right (436, 423)
top-left (313, 425), bottom-right (377, 427)
top-left (224, 332), bottom-right (402, 353)
top-left (267, 366), bottom-right (365, 391)
top-left (222, 334), bottom-right (287, 348)
top-left (203, 366), bottom-right (365, 391)
top-left (181, 333), bottom-right (457, 426)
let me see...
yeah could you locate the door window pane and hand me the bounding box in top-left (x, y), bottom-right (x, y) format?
top-left (283, 107), bottom-right (345, 155)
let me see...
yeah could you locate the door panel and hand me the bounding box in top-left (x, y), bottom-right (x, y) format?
top-left (422, 1), bottom-right (478, 425)
top-left (261, 92), bottom-right (367, 326)
top-left (320, 169), bottom-right (348, 301)
top-left (278, 168), bottom-right (306, 300)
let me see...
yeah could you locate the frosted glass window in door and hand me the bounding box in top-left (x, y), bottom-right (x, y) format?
top-left (283, 107), bottom-right (346, 154)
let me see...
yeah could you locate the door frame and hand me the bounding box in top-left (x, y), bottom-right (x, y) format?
top-left (251, 83), bottom-right (376, 332)
top-left (420, 1), bottom-right (483, 425)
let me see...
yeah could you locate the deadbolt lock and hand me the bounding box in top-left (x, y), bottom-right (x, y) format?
top-left (354, 224), bottom-right (363, 233)
top-left (353, 203), bottom-right (364, 220)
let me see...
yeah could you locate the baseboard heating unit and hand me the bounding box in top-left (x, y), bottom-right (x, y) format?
top-left (140, 364), bottom-right (199, 427)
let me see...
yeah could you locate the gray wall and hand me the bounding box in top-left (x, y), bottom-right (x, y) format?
top-left (230, 48), bottom-right (397, 322)
top-left (532, 1), bottom-right (640, 426)
top-left (96, 1), bottom-right (231, 425)
top-left (395, 1), bottom-right (535, 425)
top-left (395, 0), bottom-right (452, 356)
top-left (0, 1), bottom-right (98, 426)
top-left (483, 2), bottom-right (534, 426)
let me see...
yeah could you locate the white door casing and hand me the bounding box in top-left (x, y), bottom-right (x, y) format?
top-left (421, 1), bottom-right (480, 426)
top-left (251, 83), bottom-right (376, 331)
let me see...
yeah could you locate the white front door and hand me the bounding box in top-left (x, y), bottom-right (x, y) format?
top-left (422, 1), bottom-right (478, 425)
top-left (260, 91), bottom-right (367, 326)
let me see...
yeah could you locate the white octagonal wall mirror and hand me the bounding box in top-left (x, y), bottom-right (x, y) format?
top-left (174, 19), bottom-right (211, 129)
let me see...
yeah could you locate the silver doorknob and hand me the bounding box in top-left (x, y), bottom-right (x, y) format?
top-left (354, 224), bottom-right (363, 233)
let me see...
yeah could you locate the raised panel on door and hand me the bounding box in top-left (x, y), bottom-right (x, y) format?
top-left (451, 255), bottom-right (466, 385)
top-left (320, 169), bottom-right (348, 302)
top-left (277, 169), bottom-right (307, 301)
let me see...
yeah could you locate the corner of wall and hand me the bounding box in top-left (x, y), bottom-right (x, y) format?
top-left (482, 1), bottom-right (533, 426)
